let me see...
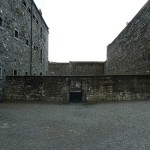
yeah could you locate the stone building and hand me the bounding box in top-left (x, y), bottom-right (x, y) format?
top-left (2, 0), bottom-right (150, 103)
top-left (0, 0), bottom-right (49, 79)
top-left (106, 0), bottom-right (150, 75)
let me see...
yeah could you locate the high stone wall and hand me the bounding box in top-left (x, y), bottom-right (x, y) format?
top-left (48, 62), bottom-right (105, 76)
top-left (5, 75), bottom-right (150, 102)
top-left (106, 1), bottom-right (150, 75)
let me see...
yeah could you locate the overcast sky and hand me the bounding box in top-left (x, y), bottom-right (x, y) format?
top-left (34, 0), bottom-right (148, 62)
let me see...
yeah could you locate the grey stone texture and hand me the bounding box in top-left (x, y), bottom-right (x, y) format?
top-left (5, 75), bottom-right (150, 102)
top-left (106, 1), bottom-right (150, 75)
top-left (49, 61), bottom-right (105, 76)
top-left (0, 0), bottom-right (49, 77)
top-left (0, 0), bottom-right (49, 101)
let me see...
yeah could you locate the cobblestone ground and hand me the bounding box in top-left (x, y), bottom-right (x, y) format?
top-left (0, 101), bottom-right (150, 150)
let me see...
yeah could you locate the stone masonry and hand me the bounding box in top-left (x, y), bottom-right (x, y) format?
top-left (0, 0), bottom-right (49, 77)
top-left (5, 75), bottom-right (150, 102)
top-left (0, 0), bottom-right (49, 101)
top-left (106, 0), bottom-right (150, 75)
top-left (49, 61), bottom-right (105, 76)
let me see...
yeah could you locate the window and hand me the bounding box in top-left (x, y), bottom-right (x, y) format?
top-left (26, 39), bottom-right (29, 46)
top-left (40, 49), bottom-right (42, 63)
top-left (28, 8), bottom-right (31, 14)
top-left (40, 27), bottom-right (42, 39)
top-left (33, 14), bottom-right (35, 20)
top-left (14, 70), bottom-right (17, 76)
top-left (15, 29), bottom-right (19, 39)
top-left (23, 1), bottom-right (26, 7)
top-left (34, 46), bottom-right (38, 51)
top-left (0, 17), bottom-right (2, 27)
top-left (0, 67), bottom-right (2, 79)
top-left (40, 72), bottom-right (42, 75)
top-left (36, 20), bottom-right (38, 24)
top-left (25, 72), bottom-right (28, 75)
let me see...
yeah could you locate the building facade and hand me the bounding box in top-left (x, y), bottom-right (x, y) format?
top-left (0, 0), bottom-right (49, 79)
top-left (106, 1), bottom-right (150, 75)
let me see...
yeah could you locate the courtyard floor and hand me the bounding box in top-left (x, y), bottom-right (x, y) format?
top-left (0, 101), bottom-right (150, 150)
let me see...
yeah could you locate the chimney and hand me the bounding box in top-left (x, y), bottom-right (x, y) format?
top-left (39, 9), bottom-right (42, 16)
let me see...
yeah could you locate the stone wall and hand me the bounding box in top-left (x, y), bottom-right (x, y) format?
top-left (5, 76), bottom-right (69, 103)
top-left (5, 75), bottom-right (150, 102)
top-left (106, 1), bottom-right (150, 75)
top-left (49, 62), bottom-right (105, 76)
top-left (0, 0), bottom-right (49, 77)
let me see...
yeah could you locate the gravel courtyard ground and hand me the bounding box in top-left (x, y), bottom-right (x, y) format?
top-left (0, 101), bottom-right (150, 150)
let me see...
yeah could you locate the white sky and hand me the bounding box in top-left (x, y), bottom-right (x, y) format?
top-left (34, 0), bottom-right (148, 62)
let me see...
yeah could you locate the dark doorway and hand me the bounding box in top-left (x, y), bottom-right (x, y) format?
top-left (70, 92), bottom-right (82, 103)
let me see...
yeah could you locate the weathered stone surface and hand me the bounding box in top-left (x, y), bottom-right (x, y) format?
top-left (5, 76), bottom-right (69, 103)
top-left (0, 0), bottom-right (49, 101)
top-left (0, 0), bottom-right (49, 77)
top-left (49, 62), bottom-right (105, 76)
top-left (106, 1), bottom-right (150, 75)
top-left (5, 75), bottom-right (150, 102)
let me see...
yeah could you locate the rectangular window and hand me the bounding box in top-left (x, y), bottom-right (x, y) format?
top-left (33, 14), bottom-right (35, 20)
top-left (14, 70), bottom-right (17, 76)
top-left (34, 46), bottom-right (38, 51)
top-left (36, 20), bottom-right (38, 24)
top-left (15, 29), bottom-right (19, 39)
top-left (0, 67), bottom-right (2, 79)
top-left (26, 39), bottom-right (29, 46)
top-left (23, 1), bottom-right (27, 7)
top-left (40, 49), bottom-right (42, 63)
top-left (0, 17), bottom-right (2, 27)
top-left (40, 27), bottom-right (42, 39)
top-left (28, 8), bottom-right (31, 14)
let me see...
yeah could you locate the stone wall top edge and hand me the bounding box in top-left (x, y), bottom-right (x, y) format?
top-left (107, 0), bottom-right (149, 47)
top-left (6, 74), bottom-right (150, 78)
top-left (32, 0), bottom-right (49, 30)
top-left (49, 61), bottom-right (106, 64)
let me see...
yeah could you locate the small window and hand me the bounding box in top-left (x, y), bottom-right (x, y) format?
top-left (28, 8), bottom-right (31, 14)
top-left (0, 17), bottom-right (2, 27)
top-left (14, 70), bottom-right (17, 76)
top-left (25, 72), bottom-right (28, 75)
top-left (0, 67), bottom-right (2, 79)
top-left (40, 27), bottom-right (42, 39)
top-left (33, 14), bottom-right (35, 20)
top-left (26, 39), bottom-right (29, 46)
top-left (34, 46), bottom-right (38, 51)
top-left (40, 49), bottom-right (42, 63)
top-left (40, 72), bottom-right (42, 75)
top-left (15, 29), bottom-right (19, 39)
top-left (36, 20), bottom-right (38, 24)
top-left (23, 1), bottom-right (26, 7)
